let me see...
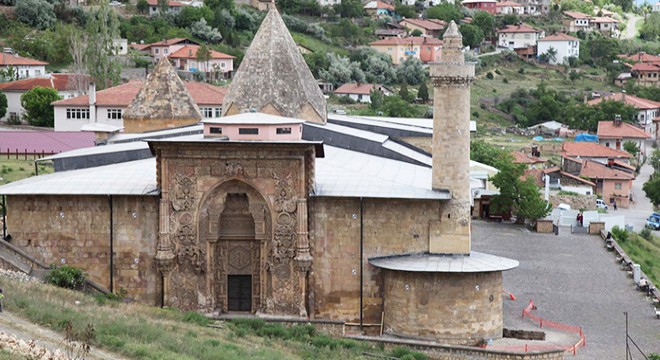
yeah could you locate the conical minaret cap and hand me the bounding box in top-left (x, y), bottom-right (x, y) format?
top-left (443, 21), bottom-right (462, 39)
top-left (221, 5), bottom-right (327, 124)
top-left (122, 57), bottom-right (202, 121)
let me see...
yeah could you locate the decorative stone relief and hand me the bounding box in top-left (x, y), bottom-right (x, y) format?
top-left (172, 174), bottom-right (196, 211)
top-left (224, 161), bottom-right (244, 177)
top-left (271, 172), bottom-right (297, 265)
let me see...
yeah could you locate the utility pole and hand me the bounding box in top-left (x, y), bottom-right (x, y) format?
top-left (625, 311), bottom-right (629, 360)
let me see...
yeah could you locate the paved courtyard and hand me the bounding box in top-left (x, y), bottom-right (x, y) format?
top-left (472, 221), bottom-right (660, 359)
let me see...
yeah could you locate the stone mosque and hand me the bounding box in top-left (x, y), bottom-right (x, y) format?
top-left (0, 5), bottom-right (517, 345)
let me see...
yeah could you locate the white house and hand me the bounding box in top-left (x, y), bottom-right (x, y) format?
top-left (52, 80), bottom-right (227, 131)
top-left (168, 45), bottom-right (235, 76)
top-left (590, 17), bottom-right (620, 35)
top-left (0, 74), bottom-right (88, 123)
top-left (598, 118), bottom-right (651, 161)
top-left (562, 11), bottom-right (592, 32)
top-left (537, 33), bottom-right (579, 65)
top-left (112, 38), bottom-right (128, 56)
top-left (143, 38), bottom-right (199, 63)
top-left (496, 1), bottom-right (524, 15)
top-left (496, 23), bottom-right (545, 50)
top-left (333, 83), bottom-right (393, 103)
top-left (654, 1), bottom-right (660, 12)
top-left (146, 0), bottom-right (185, 16)
top-left (0, 51), bottom-right (48, 80)
top-left (318, 0), bottom-right (341, 5)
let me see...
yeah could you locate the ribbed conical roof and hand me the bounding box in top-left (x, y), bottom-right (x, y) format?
top-left (123, 57), bottom-right (202, 122)
top-left (221, 6), bottom-right (327, 124)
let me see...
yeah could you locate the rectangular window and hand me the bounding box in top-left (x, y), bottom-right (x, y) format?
top-left (276, 127), bottom-right (292, 135)
top-left (164, 49), bottom-right (168, 54)
top-left (215, 108), bottom-right (221, 117)
top-left (200, 107), bottom-right (213, 117)
top-left (155, 48), bottom-right (159, 54)
top-left (66, 108), bottom-right (90, 120)
top-left (614, 182), bottom-right (622, 190)
top-left (107, 109), bottom-right (122, 119)
top-left (239, 128), bottom-right (259, 135)
top-left (210, 127), bottom-right (222, 134)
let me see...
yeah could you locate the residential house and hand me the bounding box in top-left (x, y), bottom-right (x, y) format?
top-left (364, 1), bottom-right (395, 17)
top-left (461, 0), bottom-right (497, 14)
top-left (511, 150), bottom-right (546, 169)
top-left (168, 45), bottom-right (235, 76)
top-left (143, 38), bottom-right (199, 63)
top-left (52, 80), bottom-right (227, 132)
top-left (334, 83), bottom-right (393, 103)
top-left (112, 39), bottom-right (128, 56)
top-left (370, 36), bottom-right (443, 65)
top-left (496, 1), bottom-right (524, 15)
top-left (401, 0), bottom-right (446, 6)
top-left (619, 52), bottom-right (660, 65)
top-left (470, 160), bottom-right (500, 219)
top-left (528, 120), bottom-right (568, 136)
top-left (0, 74), bottom-right (88, 124)
top-left (591, 17), bottom-right (620, 35)
top-left (536, 33), bottom-right (579, 65)
top-left (597, 117), bottom-right (651, 160)
top-left (517, 0), bottom-right (550, 15)
top-left (562, 156), bottom-right (635, 208)
top-left (0, 51), bottom-right (48, 79)
top-left (146, 0), bottom-right (185, 16)
top-left (630, 63), bottom-right (660, 87)
top-left (398, 18), bottom-right (447, 37)
top-left (318, 0), bottom-right (341, 6)
top-left (129, 43), bottom-right (151, 53)
top-left (587, 93), bottom-right (660, 137)
top-left (561, 141), bottom-right (631, 164)
top-left (654, 1), bottom-right (660, 12)
top-left (542, 166), bottom-right (596, 195)
top-left (496, 24), bottom-right (545, 58)
top-left (562, 11), bottom-right (592, 33)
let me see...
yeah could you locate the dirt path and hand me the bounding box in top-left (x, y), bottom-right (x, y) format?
top-left (0, 310), bottom-right (127, 360)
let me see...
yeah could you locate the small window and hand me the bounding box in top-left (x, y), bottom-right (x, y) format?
top-left (210, 127), bottom-right (222, 134)
top-left (277, 127), bottom-right (292, 135)
top-left (155, 48), bottom-right (159, 54)
top-left (239, 128), bottom-right (259, 135)
top-left (215, 108), bottom-right (221, 117)
top-left (615, 182), bottom-right (622, 190)
top-left (200, 107), bottom-right (213, 117)
top-left (107, 109), bottom-right (122, 119)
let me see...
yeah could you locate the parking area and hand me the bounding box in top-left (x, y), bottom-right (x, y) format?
top-left (472, 221), bottom-right (660, 359)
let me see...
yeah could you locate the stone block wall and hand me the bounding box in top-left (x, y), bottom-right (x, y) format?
top-left (549, 194), bottom-right (596, 211)
top-left (4, 195), bottom-right (160, 304)
top-left (309, 197), bottom-right (439, 323)
top-left (381, 270), bottom-right (503, 345)
top-left (536, 219), bottom-right (554, 233)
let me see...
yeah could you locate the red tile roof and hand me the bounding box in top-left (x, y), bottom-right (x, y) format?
top-left (168, 45), bottom-right (235, 60)
top-left (538, 33), bottom-right (579, 42)
top-left (0, 74), bottom-right (88, 92)
top-left (0, 53), bottom-right (48, 66)
top-left (0, 131), bottom-right (95, 154)
top-left (578, 159), bottom-right (635, 180)
top-left (587, 92), bottom-right (660, 110)
top-left (597, 121), bottom-right (651, 139)
top-left (146, 0), bottom-right (184, 6)
top-left (370, 36), bottom-right (443, 46)
top-left (52, 80), bottom-right (226, 107)
top-left (146, 38), bottom-right (192, 47)
top-left (334, 83), bottom-right (379, 95)
top-left (592, 16), bottom-right (620, 23)
top-left (522, 168), bottom-right (544, 187)
top-left (618, 52), bottom-right (660, 64)
top-left (130, 43), bottom-right (150, 51)
top-left (631, 63), bottom-right (660, 72)
top-left (511, 151), bottom-right (546, 164)
top-left (561, 171), bottom-right (596, 186)
top-left (563, 11), bottom-right (591, 19)
top-left (561, 142), bottom-right (631, 159)
top-left (364, 1), bottom-right (395, 11)
top-left (399, 18), bottom-right (447, 31)
top-left (497, 23), bottom-right (543, 34)
top-left (613, 160), bottom-right (635, 171)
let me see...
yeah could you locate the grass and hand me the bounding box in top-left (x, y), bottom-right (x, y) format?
top-left (0, 276), bottom-right (429, 360)
top-left (617, 231), bottom-right (660, 287)
top-left (0, 159), bottom-right (53, 186)
top-left (291, 32), bottom-right (349, 57)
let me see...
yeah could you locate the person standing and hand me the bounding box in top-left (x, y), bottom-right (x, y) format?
top-left (0, 288), bottom-right (4, 312)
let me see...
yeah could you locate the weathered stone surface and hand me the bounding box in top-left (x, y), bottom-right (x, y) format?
top-left (221, 6), bottom-right (327, 123)
top-left (123, 57), bottom-right (202, 133)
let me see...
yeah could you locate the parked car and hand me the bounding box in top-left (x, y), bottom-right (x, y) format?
top-left (596, 199), bottom-right (609, 210)
top-left (646, 213), bottom-right (660, 230)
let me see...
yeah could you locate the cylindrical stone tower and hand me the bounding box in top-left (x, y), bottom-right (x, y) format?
top-left (429, 21), bottom-right (475, 254)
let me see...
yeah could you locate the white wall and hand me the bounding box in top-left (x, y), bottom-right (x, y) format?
top-left (498, 31), bottom-right (544, 49)
top-left (561, 185), bottom-right (593, 195)
top-left (1, 65), bottom-right (47, 79)
top-left (2, 89), bottom-right (81, 123)
top-left (537, 39), bottom-right (579, 65)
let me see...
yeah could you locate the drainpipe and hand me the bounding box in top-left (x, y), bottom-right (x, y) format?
top-left (2, 195), bottom-right (6, 240)
top-left (108, 195), bottom-right (114, 293)
top-left (359, 197), bottom-right (364, 330)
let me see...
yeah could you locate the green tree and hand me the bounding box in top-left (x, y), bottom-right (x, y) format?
top-left (396, 57), bottom-right (426, 85)
top-left (641, 12), bottom-right (660, 41)
top-left (399, 83), bottom-right (415, 103)
top-left (490, 157), bottom-right (551, 222)
top-left (470, 140), bottom-right (511, 167)
top-left (427, 3), bottom-right (462, 23)
top-left (177, 6), bottom-right (214, 28)
top-left (540, 46), bottom-right (558, 63)
top-left (395, 4), bottom-right (417, 19)
top-left (14, 0), bottom-right (56, 30)
top-left (649, 148), bottom-right (660, 173)
top-left (643, 176), bottom-right (660, 207)
top-left (569, 70), bottom-right (580, 83)
top-left (20, 86), bottom-right (61, 127)
top-left (471, 11), bottom-right (494, 40)
top-left (418, 82), bottom-right (429, 102)
top-left (459, 24), bottom-right (484, 48)
top-left (205, 0), bottom-right (234, 11)
top-left (588, 34), bottom-right (621, 67)
top-left (623, 141), bottom-right (639, 157)
top-left (411, 29), bottom-right (422, 37)
top-left (369, 87), bottom-right (383, 111)
top-left (381, 95), bottom-right (417, 117)
top-left (190, 18), bottom-right (223, 43)
top-left (196, 43), bottom-right (212, 73)
top-left (86, 5), bottom-right (122, 90)
top-left (0, 93), bottom-right (7, 119)
top-left (335, 0), bottom-right (363, 18)
top-left (319, 53), bottom-right (365, 86)
top-left (137, 0), bottom-right (149, 14)
top-left (303, 52), bottom-right (330, 78)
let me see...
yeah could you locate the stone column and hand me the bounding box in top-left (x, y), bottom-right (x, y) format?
top-left (429, 21), bottom-right (475, 255)
top-left (155, 198), bottom-right (176, 306)
top-left (294, 199), bottom-right (312, 318)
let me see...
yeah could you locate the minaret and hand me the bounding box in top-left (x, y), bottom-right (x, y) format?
top-left (429, 21), bottom-right (474, 254)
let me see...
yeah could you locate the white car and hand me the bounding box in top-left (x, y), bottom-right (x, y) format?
top-left (109, 1), bottom-right (122, 5)
top-left (596, 199), bottom-right (609, 210)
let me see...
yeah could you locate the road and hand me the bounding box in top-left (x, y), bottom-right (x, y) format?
top-left (624, 14), bottom-right (643, 40)
top-left (617, 140), bottom-right (656, 232)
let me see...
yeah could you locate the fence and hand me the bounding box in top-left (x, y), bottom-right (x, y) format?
top-left (2, 149), bottom-right (57, 160)
top-left (487, 300), bottom-right (586, 356)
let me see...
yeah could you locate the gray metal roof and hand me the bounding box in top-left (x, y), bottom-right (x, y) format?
top-left (369, 252), bottom-right (519, 272)
top-left (314, 145), bottom-right (449, 199)
top-left (203, 113), bottom-right (305, 125)
top-left (105, 124), bottom-right (204, 144)
top-left (0, 158), bottom-right (158, 196)
top-left (39, 141), bottom-right (149, 161)
top-left (327, 114), bottom-right (433, 135)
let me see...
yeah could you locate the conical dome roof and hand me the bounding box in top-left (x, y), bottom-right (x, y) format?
top-left (221, 6), bottom-right (327, 124)
top-left (123, 57), bottom-right (202, 133)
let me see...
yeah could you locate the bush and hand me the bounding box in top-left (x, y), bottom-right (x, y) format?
top-left (503, 78), bottom-right (509, 83)
top-left (518, 67), bottom-right (525, 74)
top-left (337, 96), bottom-right (356, 104)
top-left (183, 311), bottom-right (211, 326)
top-left (495, 69), bottom-right (502, 75)
top-left (486, 72), bottom-right (494, 79)
top-left (472, 111), bottom-right (480, 118)
top-left (640, 228), bottom-right (653, 241)
top-left (611, 226), bottom-right (629, 242)
top-left (46, 265), bottom-right (87, 290)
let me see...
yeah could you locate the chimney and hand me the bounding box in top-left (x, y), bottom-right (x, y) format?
top-left (428, 21), bottom-right (474, 255)
top-left (189, 49), bottom-right (192, 56)
top-left (89, 82), bottom-right (97, 124)
top-left (608, 158), bottom-right (615, 166)
top-left (614, 114), bottom-right (622, 126)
